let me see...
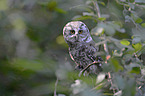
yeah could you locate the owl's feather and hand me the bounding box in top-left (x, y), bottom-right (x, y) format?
top-left (63, 21), bottom-right (102, 74)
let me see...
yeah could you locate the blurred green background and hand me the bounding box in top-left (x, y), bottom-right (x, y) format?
top-left (0, 0), bottom-right (88, 95)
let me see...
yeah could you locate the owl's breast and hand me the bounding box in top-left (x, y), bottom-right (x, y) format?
top-left (69, 43), bottom-right (96, 67)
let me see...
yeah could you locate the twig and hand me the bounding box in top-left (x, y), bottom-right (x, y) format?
top-left (115, 0), bottom-right (129, 7)
top-left (95, 39), bottom-right (109, 47)
top-left (108, 72), bottom-right (116, 93)
top-left (79, 61), bottom-right (103, 77)
top-left (92, 0), bottom-right (116, 94)
top-left (54, 77), bottom-right (58, 96)
top-left (92, 0), bottom-right (101, 18)
top-left (92, 0), bottom-right (110, 57)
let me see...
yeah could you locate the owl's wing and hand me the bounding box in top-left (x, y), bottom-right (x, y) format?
top-left (91, 40), bottom-right (99, 51)
top-left (86, 41), bottom-right (103, 62)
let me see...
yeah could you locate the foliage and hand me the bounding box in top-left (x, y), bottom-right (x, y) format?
top-left (67, 0), bottom-right (145, 96)
top-left (0, 0), bottom-right (145, 96)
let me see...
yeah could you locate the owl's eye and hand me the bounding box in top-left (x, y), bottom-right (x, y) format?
top-left (79, 30), bottom-right (83, 34)
top-left (70, 30), bottom-right (75, 34)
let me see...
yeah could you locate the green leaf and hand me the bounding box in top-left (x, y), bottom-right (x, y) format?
top-left (99, 2), bottom-right (105, 6)
top-left (120, 40), bottom-right (130, 46)
top-left (123, 79), bottom-right (136, 96)
top-left (129, 3), bottom-right (135, 9)
top-left (132, 36), bottom-right (141, 44)
top-left (130, 67), bottom-right (140, 74)
top-left (98, 22), bottom-right (115, 36)
top-left (83, 12), bottom-right (95, 16)
top-left (113, 50), bottom-right (123, 57)
top-left (135, 18), bottom-right (143, 23)
top-left (141, 23), bottom-right (145, 27)
top-left (132, 43), bottom-right (142, 52)
top-left (114, 75), bottom-right (125, 89)
top-left (129, 0), bottom-right (135, 3)
top-left (98, 17), bottom-right (106, 21)
top-left (47, 1), bottom-right (57, 11)
top-left (109, 58), bottom-right (123, 72)
top-left (55, 8), bottom-right (67, 14)
top-left (72, 15), bottom-right (93, 20)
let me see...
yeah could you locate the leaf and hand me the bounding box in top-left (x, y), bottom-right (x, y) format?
top-left (129, 3), bottom-right (135, 9)
top-left (132, 28), bottom-right (145, 41)
top-left (72, 15), bottom-right (93, 20)
top-left (109, 21), bottom-right (125, 33)
top-left (47, 1), bottom-right (57, 11)
top-left (132, 43), bottom-right (142, 52)
top-left (135, 18), bottom-right (143, 23)
top-left (135, 0), bottom-right (145, 3)
top-left (98, 22), bottom-right (115, 36)
top-left (132, 36), bottom-right (141, 44)
top-left (91, 26), bottom-right (104, 36)
top-left (117, 28), bottom-right (125, 33)
top-left (114, 91), bottom-right (122, 96)
top-left (96, 73), bottom-right (106, 84)
top-left (129, 0), bottom-right (135, 3)
top-left (56, 35), bottom-right (67, 47)
top-left (130, 67), bottom-right (140, 74)
top-left (98, 17), bottom-right (106, 21)
top-left (99, 1), bottom-right (105, 6)
top-left (125, 63), bottom-right (140, 70)
top-left (114, 75), bottom-right (125, 89)
top-left (71, 80), bottom-right (87, 94)
top-left (120, 40), bottom-right (130, 46)
top-left (55, 8), bottom-right (67, 14)
top-left (141, 23), bottom-right (145, 27)
top-left (83, 12), bottom-right (94, 16)
top-left (123, 79), bottom-right (136, 96)
top-left (113, 50), bottom-right (123, 57)
top-left (125, 15), bottom-right (131, 23)
top-left (109, 58), bottom-right (123, 72)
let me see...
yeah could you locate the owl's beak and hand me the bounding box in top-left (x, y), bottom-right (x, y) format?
top-left (75, 35), bottom-right (79, 42)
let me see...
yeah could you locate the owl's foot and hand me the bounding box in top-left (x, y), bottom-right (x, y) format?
top-left (79, 63), bottom-right (94, 77)
top-left (79, 61), bottom-right (103, 77)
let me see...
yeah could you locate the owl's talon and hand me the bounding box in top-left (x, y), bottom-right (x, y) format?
top-left (63, 21), bottom-right (103, 74)
top-left (79, 71), bottom-right (82, 77)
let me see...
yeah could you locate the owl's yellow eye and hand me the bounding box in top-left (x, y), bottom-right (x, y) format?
top-left (70, 30), bottom-right (75, 34)
top-left (79, 30), bottom-right (83, 34)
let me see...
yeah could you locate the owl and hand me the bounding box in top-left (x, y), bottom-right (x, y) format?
top-left (63, 21), bottom-right (102, 74)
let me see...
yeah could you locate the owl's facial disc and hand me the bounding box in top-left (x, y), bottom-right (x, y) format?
top-left (63, 21), bottom-right (92, 43)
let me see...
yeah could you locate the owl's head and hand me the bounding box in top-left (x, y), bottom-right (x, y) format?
top-left (63, 21), bottom-right (92, 45)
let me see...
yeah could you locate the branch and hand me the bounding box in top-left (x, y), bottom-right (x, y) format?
top-left (92, 0), bottom-right (101, 18)
top-left (79, 61), bottom-right (103, 77)
top-left (92, 0), bottom-right (115, 94)
top-left (54, 77), bottom-right (58, 96)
